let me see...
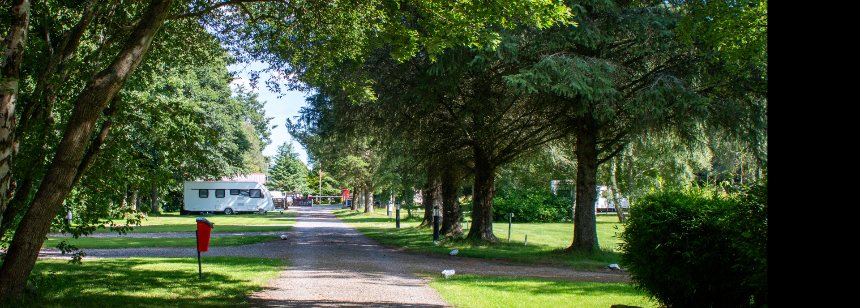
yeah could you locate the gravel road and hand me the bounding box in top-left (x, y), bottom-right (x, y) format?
top-left (38, 205), bottom-right (629, 307)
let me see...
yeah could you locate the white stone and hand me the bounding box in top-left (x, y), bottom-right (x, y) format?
top-left (449, 249), bottom-right (459, 256)
top-left (441, 269), bottom-right (455, 278)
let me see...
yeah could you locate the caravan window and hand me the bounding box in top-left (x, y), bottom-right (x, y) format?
top-left (238, 190), bottom-right (250, 197)
top-left (215, 189), bottom-right (225, 198)
top-left (230, 189), bottom-right (239, 195)
top-left (198, 190), bottom-right (208, 198)
top-left (250, 189), bottom-right (262, 198)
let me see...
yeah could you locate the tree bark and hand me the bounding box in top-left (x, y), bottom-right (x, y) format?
top-left (71, 103), bottom-right (117, 188)
top-left (419, 167), bottom-right (441, 228)
top-left (363, 180), bottom-right (374, 213)
top-left (466, 146), bottom-right (497, 242)
top-left (0, 0), bottom-right (31, 234)
top-left (569, 117), bottom-right (600, 251)
top-left (439, 167), bottom-right (463, 236)
top-left (0, 0), bottom-right (174, 299)
top-left (610, 156), bottom-right (627, 223)
top-left (350, 185), bottom-right (358, 211)
top-left (131, 190), bottom-right (139, 211)
top-left (150, 183), bottom-right (160, 215)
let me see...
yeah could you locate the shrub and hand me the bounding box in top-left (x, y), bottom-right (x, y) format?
top-left (492, 187), bottom-right (571, 222)
top-left (725, 180), bottom-right (767, 306)
top-left (619, 182), bottom-right (767, 308)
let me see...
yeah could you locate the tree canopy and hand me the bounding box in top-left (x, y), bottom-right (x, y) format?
top-left (0, 0), bottom-right (764, 299)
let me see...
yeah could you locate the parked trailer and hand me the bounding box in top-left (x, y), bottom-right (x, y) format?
top-left (182, 181), bottom-right (274, 215)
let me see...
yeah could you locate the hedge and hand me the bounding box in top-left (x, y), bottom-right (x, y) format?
top-left (619, 180), bottom-right (767, 308)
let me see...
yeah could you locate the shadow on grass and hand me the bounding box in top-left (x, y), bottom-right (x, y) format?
top-left (357, 225), bottom-right (619, 271)
top-left (9, 257), bottom-right (285, 308)
top-left (334, 210), bottom-right (622, 271)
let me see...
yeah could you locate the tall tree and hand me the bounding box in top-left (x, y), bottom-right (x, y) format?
top-left (0, 0), bottom-right (176, 297)
top-left (0, 0), bottom-right (573, 298)
top-left (500, 0), bottom-right (766, 250)
top-left (0, 0), bottom-right (30, 239)
top-left (269, 141), bottom-right (310, 193)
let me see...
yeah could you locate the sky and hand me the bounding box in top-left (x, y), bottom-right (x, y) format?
top-left (228, 61), bottom-right (311, 168)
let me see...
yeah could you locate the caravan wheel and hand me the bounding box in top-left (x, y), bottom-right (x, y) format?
top-left (224, 208), bottom-right (234, 215)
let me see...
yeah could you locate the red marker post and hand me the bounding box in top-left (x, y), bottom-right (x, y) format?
top-left (195, 217), bottom-right (214, 279)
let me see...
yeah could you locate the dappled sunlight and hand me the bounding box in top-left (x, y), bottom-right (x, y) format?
top-left (22, 257), bottom-right (285, 308)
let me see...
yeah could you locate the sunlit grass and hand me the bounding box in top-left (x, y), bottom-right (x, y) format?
top-left (429, 275), bottom-right (658, 308)
top-left (8, 257), bottom-right (286, 308)
top-left (139, 213), bottom-right (297, 226)
top-left (44, 235), bottom-right (282, 249)
top-left (334, 210), bottom-right (626, 271)
top-left (92, 224), bottom-right (293, 233)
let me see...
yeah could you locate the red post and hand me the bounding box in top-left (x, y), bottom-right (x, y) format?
top-left (196, 218), bottom-right (214, 252)
top-left (196, 217), bottom-right (214, 279)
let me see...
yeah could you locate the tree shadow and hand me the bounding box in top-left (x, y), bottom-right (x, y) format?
top-left (16, 257), bottom-right (285, 308)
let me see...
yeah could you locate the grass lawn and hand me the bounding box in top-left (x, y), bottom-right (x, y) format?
top-left (429, 274), bottom-right (657, 308)
top-left (92, 225), bottom-right (293, 233)
top-left (43, 235), bottom-right (282, 249)
top-left (334, 210), bottom-right (626, 271)
top-left (7, 257), bottom-right (285, 308)
top-left (139, 213), bottom-right (296, 226)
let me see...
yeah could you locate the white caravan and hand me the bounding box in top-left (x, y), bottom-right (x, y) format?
top-left (182, 181), bottom-right (274, 215)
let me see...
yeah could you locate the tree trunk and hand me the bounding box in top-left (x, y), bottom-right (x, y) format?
top-left (363, 180), bottom-right (374, 213)
top-left (419, 167), bottom-right (441, 228)
top-left (350, 185), bottom-right (358, 211)
top-left (131, 190), bottom-right (139, 211)
top-left (150, 183), bottom-right (160, 215)
top-left (0, 0), bottom-right (174, 299)
top-left (0, 0), bottom-right (31, 234)
top-left (569, 118), bottom-right (600, 251)
top-left (466, 147), bottom-right (497, 242)
top-left (440, 167), bottom-right (463, 236)
top-left (405, 186), bottom-right (414, 218)
top-left (610, 157), bottom-right (626, 223)
top-left (120, 184), bottom-right (129, 216)
top-left (389, 187), bottom-right (395, 213)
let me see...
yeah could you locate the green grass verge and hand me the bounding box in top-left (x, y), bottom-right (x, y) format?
top-left (139, 213), bottom-right (297, 226)
top-left (92, 225), bottom-right (293, 233)
top-left (44, 235), bottom-right (282, 249)
top-left (429, 274), bottom-right (657, 308)
top-left (333, 210), bottom-right (625, 271)
top-left (6, 257), bottom-right (286, 308)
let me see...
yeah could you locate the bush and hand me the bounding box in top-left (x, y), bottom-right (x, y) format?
top-left (492, 187), bottom-right (571, 222)
top-left (619, 182), bottom-right (767, 308)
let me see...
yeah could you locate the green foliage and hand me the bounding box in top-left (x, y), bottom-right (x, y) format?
top-left (306, 167), bottom-right (345, 197)
top-left (493, 187), bottom-right (572, 223)
top-left (619, 184), bottom-right (767, 308)
top-left (268, 142), bottom-right (310, 193)
top-left (675, 0), bottom-right (768, 91)
top-left (725, 179), bottom-right (768, 306)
